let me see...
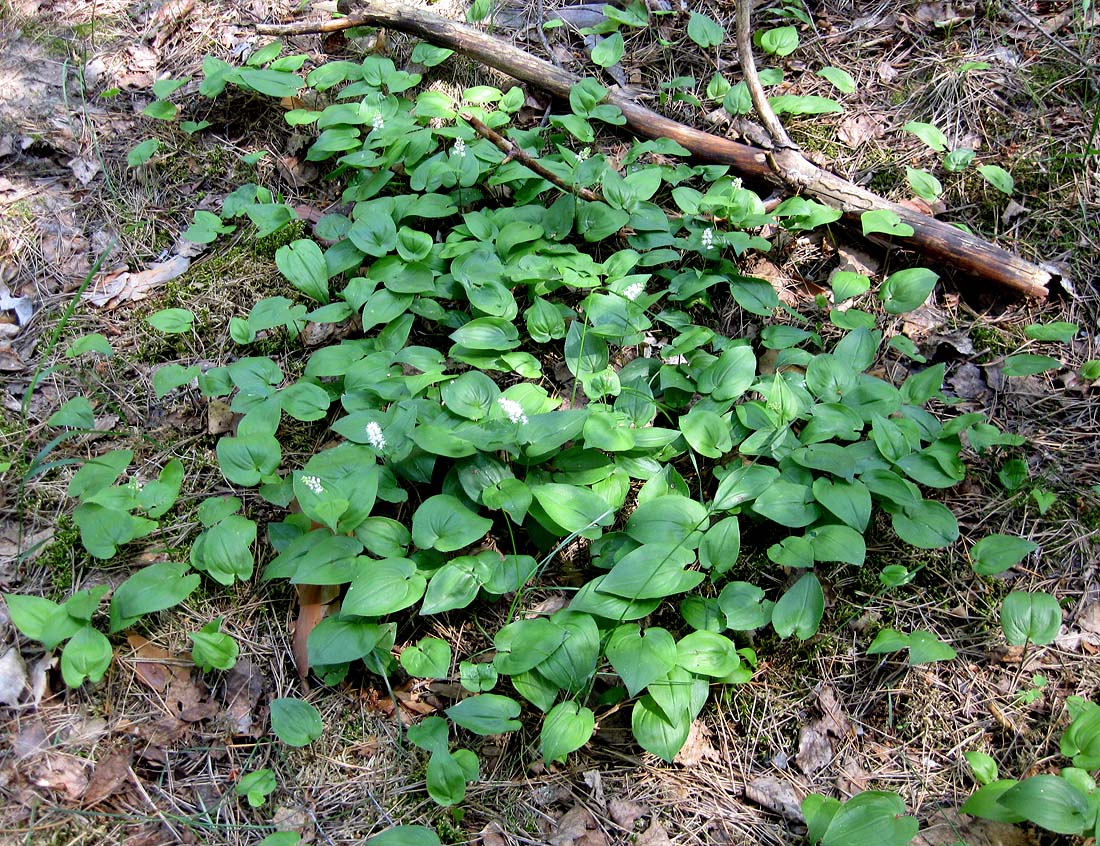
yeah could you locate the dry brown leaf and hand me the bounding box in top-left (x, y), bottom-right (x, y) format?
top-left (0, 341), bottom-right (25, 371)
top-left (608, 798), bottom-right (648, 831)
top-left (744, 775), bottom-right (804, 822)
top-left (27, 752), bottom-right (89, 800)
top-left (479, 821), bottom-right (508, 846)
top-left (548, 806), bottom-right (608, 846)
top-left (222, 659), bottom-right (265, 736)
top-left (293, 584), bottom-right (340, 681)
top-left (673, 719), bottom-right (719, 768)
top-left (165, 671), bottom-right (219, 722)
top-left (207, 399), bottom-right (234, 435)
top-left (127, 634), bottom-right (180, 692)
top-left (912, 809), bottom-right (1037, 845)
top-left (12, 722), bottom-right (49, 758)
top-left (582, 769), bottom-right (606, 811)
top-left (67, 156), bottom-right (100, 186)
top-left (637, 820), bottom-right (672, 846)
top-left (837, 114), bottom-right (883, 149)
top-left (83, 255), bottom-right (191, 309)
top-left (836, 753), bottom-right (870, 794)
top-left (83, 747), bottom-right (133, 806)
top-left (0, 647), bottom-right (27, 706)
top-left (796, 720), bottom-right (834, 775)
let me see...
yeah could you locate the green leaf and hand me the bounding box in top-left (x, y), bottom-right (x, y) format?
top-left (143, 99), bottom-right (178, 120)
top-left (236, 769), bottom-right (277, 808)
top-left (807, 524), bottom-right (866, 566)
top-left (60, 626), bottom-right (113, 687)
top-left (817, 66), bottom-right (856, 93)
top-left (905, 167), bottom-right (942, 202)
top-left (66, 333), bottom-right (114, 358)
top-left (699, 516), bottom-right (740, 574)
top-left (449, 318), bottom-right (520, 351)
top-left (1024, 321), bottom-right (1077, 343)
top-left (687, 12), bottom-right (725, 48)
top-left (771, 573), bottom-right (824, 640)
top-left (529, 483), bottom-right (613, 536)
top-left (446, 694), bottom-right (522, 735)
top-left (307, 616), bottom-right (384, 665)
top-left (812, 478), bottom-right (871, 532)
top-left (819, 790), bottom-right (918, 846)
top-left (1002, 354), bottom-right (1061, 376)
top-left (192, 515), bottom-right (256, 585)
top-left (216, 433), bottom-right (282, 486)
top-left (960, 781), bottom-right (1026, 824)
top-left (237, 69), bottom-right (304, 98)
top-left (348, 213), bottom-right (398, 258)
top-left (420, 558), bottom-right (484, 614)
top-left (830, 271), bottom-right (870, 302)
top-left (153, 364), bottom-right (200, 399)
top-left (676, 630), bottom-right (739, 676)
top-left (997, 776), bottom-right (1090, 835)
top-left (127, 138), bottom-right (160, 167)
top-left (718, 581), bottom-right (773, 631)
top-left (867, 628), bottom-right (910, 655)
top-left (412, 495), bottom-right (493, 552)
top-left (881, 268), bottom-right (938, 314)
top-left (861, 209), bottom-right (914, 238)
top-left (591, 32), bottom-right (625, 67)
top-left (400, 637), bottom-right (452, 678)
top-left (493, 618), bottom-right (567, 675)
top-left (768, 95), bottom-right (843, 115)
top-left (270, 697), bottom-right (322, 746)
top-left (680, 408), bottom-right (733, 458)
top-left (965, 751), bottom-right (999, 785)
top-left (275, 239), bottom-right (329, 303)
top-left (889, 499), bottom-right (958, 549)
top-left (977, 164), bottom-right (1014, 195)
top-left (365, 826), bottom-right (441, 846)
top-left (753, 481), bottom-right (820, 528)
top-left (605, 625), bottom-right (678, 696)
top-left (907, 630), bottom-right (956, 664)
top-left (541, 701), bottom-right (595, 763)
top-left (943, 148), bottom-right (975, 171)
top-left (189, 620), bottom-right (239, 671)
top-left (760, 26), bottom-right (799, 56)
top-left (48, 396), bottom-right (94, 428)
top-left (600, 543), bottom-right (701, 600)
top-left (146, 308), bottom-right (194, 334)
top-left (109, 562), bottom-right (200, 632)
top-left (631, 694), bottom-right (690, 762)
top-left (625, 495), bottom-right (708, 547)
top-left (411, 42), bottom-right (454, 67)
top-left (904, 121), bottom-right (948, 152)
top-left (343, 558), bottom-right (426, 617)
top-left (970, 534), bottom-right (1038, 575)
top-left (1000, 591), bottom-right (1062, 646)
top-left (73, 503), bottom-right (158, 559)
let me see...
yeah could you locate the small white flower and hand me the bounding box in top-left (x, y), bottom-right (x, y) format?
top-left (301, 474), bottom-right (324, 495)
top-left (731, 177), bottom-right (743, 190)
top-left (372, 113), bottom-right (385, 131)
top-left (623, 281), bottom-right (646, 302)
top-left (452, 138), bottom-right (467, 158)
top-left (497, 397), bottom-right (529, 426)
top-left (578, 147), bottom-right (591, 161)
top-left (365, 421), bottom-right (386, 450)
top-left (701, 228), bottom-right (715, 250)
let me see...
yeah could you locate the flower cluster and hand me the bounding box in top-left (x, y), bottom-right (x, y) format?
top-left (701, 228), bottom-right (715, 250)
top-left (623, 281), bottom-right (646, 302)
top-left (365, 421), bottom-right (386, 450)
top-left (497, 397), bottom-right (529, 426)
top-left (300, 474), bottom-right (324, 495)
top-left (371, 113), bottom-right (385, 131)
top-left (452, 138), bottom-right (467, 158)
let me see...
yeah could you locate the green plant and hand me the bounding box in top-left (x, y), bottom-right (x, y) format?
top-left (962, 697), bottom-right (1100, 838)
top-left (236, 768), bottom-right (277, 807)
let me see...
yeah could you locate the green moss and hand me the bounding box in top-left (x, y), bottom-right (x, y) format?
top-left (252, 220), bottom-right (307, 259)
top-left (968, 323), bottom-right (1012, 362)
top-left (38, 517), bottom-right (83, 600)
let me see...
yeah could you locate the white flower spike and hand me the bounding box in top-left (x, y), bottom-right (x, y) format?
top-left (497, 397), bottom-right (529, 426)
top-left (365, 421), bottom-right (386, 450)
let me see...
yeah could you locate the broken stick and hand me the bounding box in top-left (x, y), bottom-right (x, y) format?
top-left (258, 1), bottom-right (1054, 298)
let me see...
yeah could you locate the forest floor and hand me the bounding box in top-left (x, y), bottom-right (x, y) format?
top-left (0, 0), bottom-right (1098, 844)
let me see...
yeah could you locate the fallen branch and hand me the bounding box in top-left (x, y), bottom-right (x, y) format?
top-left (259, 1), bottom-right (1054, 298)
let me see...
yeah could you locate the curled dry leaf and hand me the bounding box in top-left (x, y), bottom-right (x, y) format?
top-left (0, 647), bottom-right (27, 706)
top-left (745, 775), bottom-right (805, 822)
top-left (479, 820), bottom-right (508, 846)
top-left (636, 820), bottom-right (673, 846)
top-left (673, 719), bottom-right (719, 768)
top-left (548, 806), bottom-right (608, 846)
top-left (222, 659), bottom-right (265, 737)
top-left (83, 254), bottom-right (191, 309)
top-left (608, 798), bottom-right (649, 831)
top-left (27, 753), bottom-right (89, 801)
top-left (83, 746), bottom-right (133, 807)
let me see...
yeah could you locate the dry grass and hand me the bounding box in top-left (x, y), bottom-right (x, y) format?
top-left (0, 0), bottom-right (1098, 843)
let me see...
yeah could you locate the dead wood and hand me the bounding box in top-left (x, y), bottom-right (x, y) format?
top-left (258, 0), bottom-right (1054, 298)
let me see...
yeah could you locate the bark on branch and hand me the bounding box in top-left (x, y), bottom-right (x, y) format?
top-left (258, 1), bottom-right (1054, 298)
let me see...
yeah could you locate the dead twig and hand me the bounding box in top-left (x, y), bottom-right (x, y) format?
top-left (463, 113), bottom-right (602, 202)
top-left (257, 1), bottom-right (1055, 299)
top-left (735, 0), bottom-right (793, 150)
